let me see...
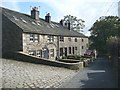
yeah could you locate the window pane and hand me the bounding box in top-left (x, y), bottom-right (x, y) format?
top-left (36, 50), bottom-right (42, 57)
top-left (60, 36), bottom-right (64, 42)
top-left (30, 34), bottom-right (39, 42)
top-left (29, 50), bottom-right (36, 56)
top-left (75, 47), bottom-right (77, 50)
top-left (82, 39), bottom-right (84, 42)
top-left (50, 49), bottom-right (54, 57)
top-left (68, 37), bottom-right (71, 41)
top-left (60, 48), bottom-right (63, 56)
top-left (82, 46), bottom-right (84, 49)
top-left (69, 47), bottom-right (71, 54)
top-left (75, 38), bottom-right (77, 42)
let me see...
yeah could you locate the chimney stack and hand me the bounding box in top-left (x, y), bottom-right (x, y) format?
top-left (60, 19), bottom-right (63, 26)
top-left (68, 21), bottom-right (71, 30)
top-left (31, 7), bottom-right (39, 20)
top-left (45, 13), bottom-right (51, 23)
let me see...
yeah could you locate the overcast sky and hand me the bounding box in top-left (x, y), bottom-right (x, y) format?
top-left (1, 0), bottom-right (119, 36)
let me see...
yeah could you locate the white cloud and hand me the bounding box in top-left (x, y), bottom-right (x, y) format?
top-left (2, 0), bottom-right (20, 11)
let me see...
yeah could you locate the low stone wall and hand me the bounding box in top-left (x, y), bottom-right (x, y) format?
top-left (83, 59), bottom-right (92, 67)
top-left (6, 52), bottom-right (84, 70)
top-left (58, 59), bottom-right (80, 63)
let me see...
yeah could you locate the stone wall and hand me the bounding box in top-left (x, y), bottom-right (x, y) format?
top-left (2, 14), bottom-right (23, 57)
top-left (12, 52), bottom-right (84, 70)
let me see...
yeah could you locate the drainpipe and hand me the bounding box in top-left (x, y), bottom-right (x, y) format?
top-left (56, 36), bottom-right (60, 60)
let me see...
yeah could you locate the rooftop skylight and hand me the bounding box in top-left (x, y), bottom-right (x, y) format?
top-left (20, 18), bottom-right (27, 23)
top-left (50, 23), bottom-right (55, 28)
top-left (36, 22), bottom-right (41, 26)
top-left (47, 25), bottom-right (51, 28)
top-left (55, 24), bottom-right (59, 27)
top-left (32, 21), bottom-right (36, 25)
top-left (13, 16), bottom-right (19, 21)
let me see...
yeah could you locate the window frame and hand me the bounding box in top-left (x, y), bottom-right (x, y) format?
top-left (50, 49), bottom-right (54, 57)
top-left (82, 39), bottom-right (84, 42)
top-left (60, 48), bottom-right (63, 56)
top-left (75, 38), bottom-right (77, 42)
top-left (75, 46), bottom-right (77, 51)
top-left (48, 35), bottom-right (54, 42)
top-left (82, 46), bottom-right (84, 49)
top-left (29, 34), bottom-right (39, 42)
top-left (68, 37), bottom-right (71, 41)
top-left (69, 47), bottom-right (71, 54)
top-left (60, 36), bottom-right (64, 42)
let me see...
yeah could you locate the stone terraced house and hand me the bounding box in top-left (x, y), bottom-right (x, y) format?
top-left (2, 7), bottom-right (88, 60)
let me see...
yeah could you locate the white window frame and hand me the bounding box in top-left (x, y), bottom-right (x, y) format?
top-left (60, 36), bottom-right (64, 42)
top-left (29, 34), bottom-right (39, 42)
top-left (50, 49), bottom-right (54, 57)
top-left (48, 35), bottom-right (54, 42)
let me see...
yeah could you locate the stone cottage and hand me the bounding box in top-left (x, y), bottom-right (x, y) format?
top-left (2, 7), bottom-right (88, 60)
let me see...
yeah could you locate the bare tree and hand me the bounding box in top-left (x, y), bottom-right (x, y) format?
top-left (63, 15), bottom-right (85, 33)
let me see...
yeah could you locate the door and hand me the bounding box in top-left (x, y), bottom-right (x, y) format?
top-left (42, 48), bottom-right (49, 59)
top-left (64, 47), bottom-right (67, 56)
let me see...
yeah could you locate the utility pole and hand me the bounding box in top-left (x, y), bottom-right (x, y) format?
top-left (118, 1), bottom-right (120, 18)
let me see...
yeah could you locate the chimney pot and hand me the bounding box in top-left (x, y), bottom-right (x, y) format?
top-left (68, 21), bottom-right (71, 30)
top-left (60, 19), bottom-right (63, 26)
top-left (45, 13), bottom-right (51, 23)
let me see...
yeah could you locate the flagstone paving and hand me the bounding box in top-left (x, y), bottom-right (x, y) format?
top-left (2, 58), bottom-right (78, 88)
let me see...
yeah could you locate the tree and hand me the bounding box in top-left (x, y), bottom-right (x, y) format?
top-left (89, 16), bottom-right (120, 55)
top-left (62, 15), bottom-right (85, 32)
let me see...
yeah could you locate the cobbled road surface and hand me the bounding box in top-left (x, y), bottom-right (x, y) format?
top-left (2, 58), bottom-right (78, 88)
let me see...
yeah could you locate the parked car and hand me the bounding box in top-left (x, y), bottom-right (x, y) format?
top-left (84, 50), bottom-right (94, 56)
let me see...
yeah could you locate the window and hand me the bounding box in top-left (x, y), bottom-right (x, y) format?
top-left (30, 34), bottom-right (34, 42)
top-left (34, 34), bottom-right (39, 42)
top-left (29, 50), bottom-right (36, 56)
top-left (75, 38), bottom-right (77, 42)
top-left (60, 48), bottom-right (63, 56)
top-left (30, 34), bottom-right (39, 42)
top-left (13, 16), bottom-right (19, 21)
top-left (68, 37), bottom-right (71, 41)
top-left (82, 39), bottom-right (84, 42)
top-left (36, 50), bottom-right (42, 57)
top-left (20, 18), bottom-right (27, 23)
top-left (60, 36), bottom-right (64, 42)
top-left (69, 47), bottom-right (71, 54)
top-left (82, 46), bottom-right (84, 49)
top-left (72, 47), bottom-right (74, 54)
top-left (50, 23), bottom-right (55, 28)
top-left (32, 21), bottom-right (36, 25)
top-left (55, 24), bottom-right (59, 27)
top-left (50, 49), bottom-right (54, 57)
top-left (48, 35), bottom-right (54, 42)
top-left (75, 47), bottom-right (77, 50)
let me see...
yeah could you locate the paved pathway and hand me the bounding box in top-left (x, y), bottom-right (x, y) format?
top-left (2, 58), bottom-right (78, 88)
top-left (60, 57), bottom-right (118, 88)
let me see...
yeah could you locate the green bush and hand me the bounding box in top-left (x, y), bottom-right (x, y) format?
top-left (81, 55), bottom-right (92, 58)
top-left (62, 56), bottom-right (67, 59)
top-left (66, 55), bottom-right (81, 60)
top-left (80, 57), bottom-right (85, 62)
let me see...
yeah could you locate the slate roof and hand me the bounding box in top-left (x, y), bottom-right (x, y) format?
top-left (2, 7), bottom-right (88, 38)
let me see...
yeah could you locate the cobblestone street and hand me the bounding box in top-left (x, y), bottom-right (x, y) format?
top-left (2, 58), bottom-right (77, 88)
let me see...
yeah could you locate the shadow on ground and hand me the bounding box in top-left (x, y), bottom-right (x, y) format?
top-left (80, 57), bottom-right (118, 88)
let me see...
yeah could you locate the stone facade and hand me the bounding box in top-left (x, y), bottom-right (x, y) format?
top-left (23, 33), bottom-right (88, 60)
